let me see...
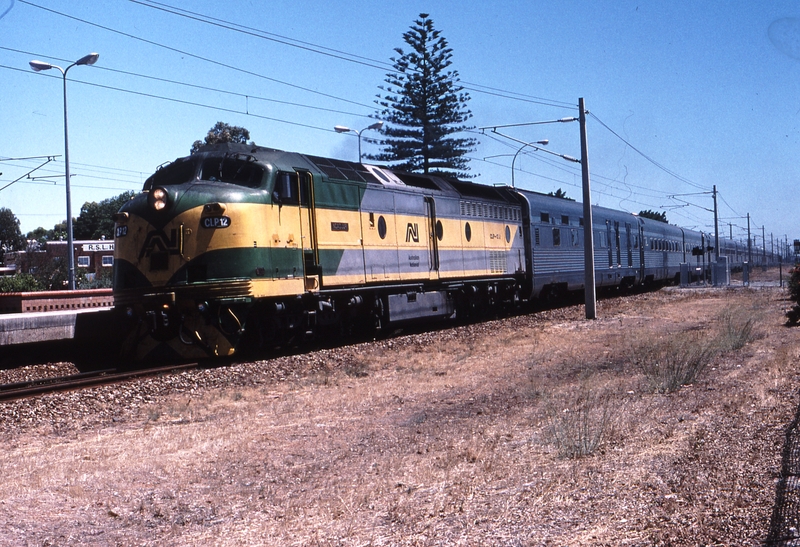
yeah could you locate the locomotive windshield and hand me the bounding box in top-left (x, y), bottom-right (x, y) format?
top-left (199, 156), bottom-right (265, 188)
top-left (143, 157), bottom-right (197, 190)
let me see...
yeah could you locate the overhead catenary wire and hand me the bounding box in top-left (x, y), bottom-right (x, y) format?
top-left (589, 112), bottom-right (709, 192)
top-left (16, 0), bottom-right (575, 112)
top-left (0, 47), bottom-right (371, 119)
top-left (3, 64), bottom-right (337, 135)
top-left (16, 0), bottom-right (374, 110)
top-left (5, 2), bottom-right (771, 239)
top-left (128, 0), bottom-right (577, 110)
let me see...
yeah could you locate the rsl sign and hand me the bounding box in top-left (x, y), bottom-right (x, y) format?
top-left (82, 243), bottom-right (114, 252)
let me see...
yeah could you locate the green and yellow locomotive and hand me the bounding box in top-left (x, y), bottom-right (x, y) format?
top-left (113, 143), bottom-right (526, 360)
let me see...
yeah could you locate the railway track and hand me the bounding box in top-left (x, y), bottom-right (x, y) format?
top-left (0, 362), bottom-right (200, 402)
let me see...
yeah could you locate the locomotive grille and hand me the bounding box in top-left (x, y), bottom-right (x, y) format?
top-left (490, 251), bottom-right (507, 274)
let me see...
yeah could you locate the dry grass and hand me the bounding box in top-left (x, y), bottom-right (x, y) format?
top-left (0, 272), bottom-right (797, 545)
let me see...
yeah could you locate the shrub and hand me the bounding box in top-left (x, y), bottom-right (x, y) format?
top-left (789, 266), bottom-right (800, 304)
top-left (716, 307), bottom-right (759, 351)
top-left (787, 266), bottom-right (800, 325)
top-left (632, 334), bottom-right (715, 394)
top-left (543, 385), bottom-right (620, 459)
top-left (0, 273), bottom-right (41, 292)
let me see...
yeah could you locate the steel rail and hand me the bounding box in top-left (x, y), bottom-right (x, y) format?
top-left (0, 362), bottom-right (200, 402)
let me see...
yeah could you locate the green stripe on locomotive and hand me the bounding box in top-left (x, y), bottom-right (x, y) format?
top-left (115, 245), bottom-right (310, 289)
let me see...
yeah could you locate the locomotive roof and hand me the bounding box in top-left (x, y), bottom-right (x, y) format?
top-left (194, 143), bottom-right (521, 206)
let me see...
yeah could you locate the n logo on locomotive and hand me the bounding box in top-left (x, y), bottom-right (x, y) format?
top-left (138, 228), bottom-right (180, 259)
top-left (405, 222), bottom-right (419, 243)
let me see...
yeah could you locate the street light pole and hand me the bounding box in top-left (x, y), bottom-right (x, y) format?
top-left (334, 121), bottom-right (384, 162)
top-left (30, 52), bottom-right (99, 291)
top-left (578, 97), bottom-right (596, 320)
top-left (511, 139), bottom-right (549, 189)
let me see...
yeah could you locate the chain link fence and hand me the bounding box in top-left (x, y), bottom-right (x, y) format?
top-left (766, 392), bottom-right (800, 545)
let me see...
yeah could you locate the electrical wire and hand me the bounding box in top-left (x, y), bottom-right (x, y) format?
top-left (7, 3), bottom-right (769, 235)
top-left (589, 112), bottom-right (709, 192)
top-left (0, 46), bottom-right (371, 119)
top-left (2, 64), bottom-right (338, 134)
top-left (128, 0), bottom-right (577, 110)
top-left (16, 0), bottom-right (374, 110)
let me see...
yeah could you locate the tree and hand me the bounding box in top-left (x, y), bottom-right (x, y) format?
top-left (191, 122), bottom-right (252, 154)
top-left (26, 226), bottom-right (49, 244)
top-left (73, 191), bottom-right (135, 240)
top-left (548, 188), bottom-right (575, 201)
top-left (639, 209), bottom-right (668, 223)
top-left (0, 208), bottom-right (25, 263)
top-left (369, 13), bottom-right (477, 177)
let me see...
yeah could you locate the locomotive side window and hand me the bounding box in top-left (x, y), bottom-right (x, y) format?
top-left (275, 171), bottom-right (313, 206)
top-left (540, 212), bottom-right (549, 223)
top-left (200, 157), bottom-right (265, 188)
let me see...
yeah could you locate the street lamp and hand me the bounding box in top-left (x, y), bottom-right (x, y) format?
top-left (511, 139), bottom-right (549, 189)
top-left (479, 101), bottom-right (593, 319)
top-left (334, 121), bottom-right (384, 162)
top-left (30, 52), bottom-right (99, 291)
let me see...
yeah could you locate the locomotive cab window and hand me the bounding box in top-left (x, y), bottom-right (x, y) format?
top-left (200, 157), bottom-right (265, 188)
top-left (144, 158), bottom-right (197, 190)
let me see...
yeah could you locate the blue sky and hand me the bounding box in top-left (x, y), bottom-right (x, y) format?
top-left (1, 0), bottom-right (798, 252)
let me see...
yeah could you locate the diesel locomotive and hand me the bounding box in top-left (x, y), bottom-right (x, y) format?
top-left (112, 143), bottom-right (742, 361)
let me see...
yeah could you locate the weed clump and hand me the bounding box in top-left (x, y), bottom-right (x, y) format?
top-left (716, 307), bottom-right (760, 352)
top-left (543, 385), bottom-right (620, 459)
top-left (632, 334), bottom-right (715, 394)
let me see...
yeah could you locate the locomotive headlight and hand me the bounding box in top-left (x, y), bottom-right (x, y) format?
top-left (149, 187), bottom-right (169, 211)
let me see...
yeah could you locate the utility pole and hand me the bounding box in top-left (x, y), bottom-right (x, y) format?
top-left (579, 97), bottom-right (596, 320)
top-left (747, 213), bottom-right (752, 264)
top-left (762, 225), bottom-right (766, 267)
top-left (713, 185), bottom-right (719, 261)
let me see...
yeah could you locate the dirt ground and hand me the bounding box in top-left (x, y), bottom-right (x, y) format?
top-left (0, 269), bottom-right (798, 546)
